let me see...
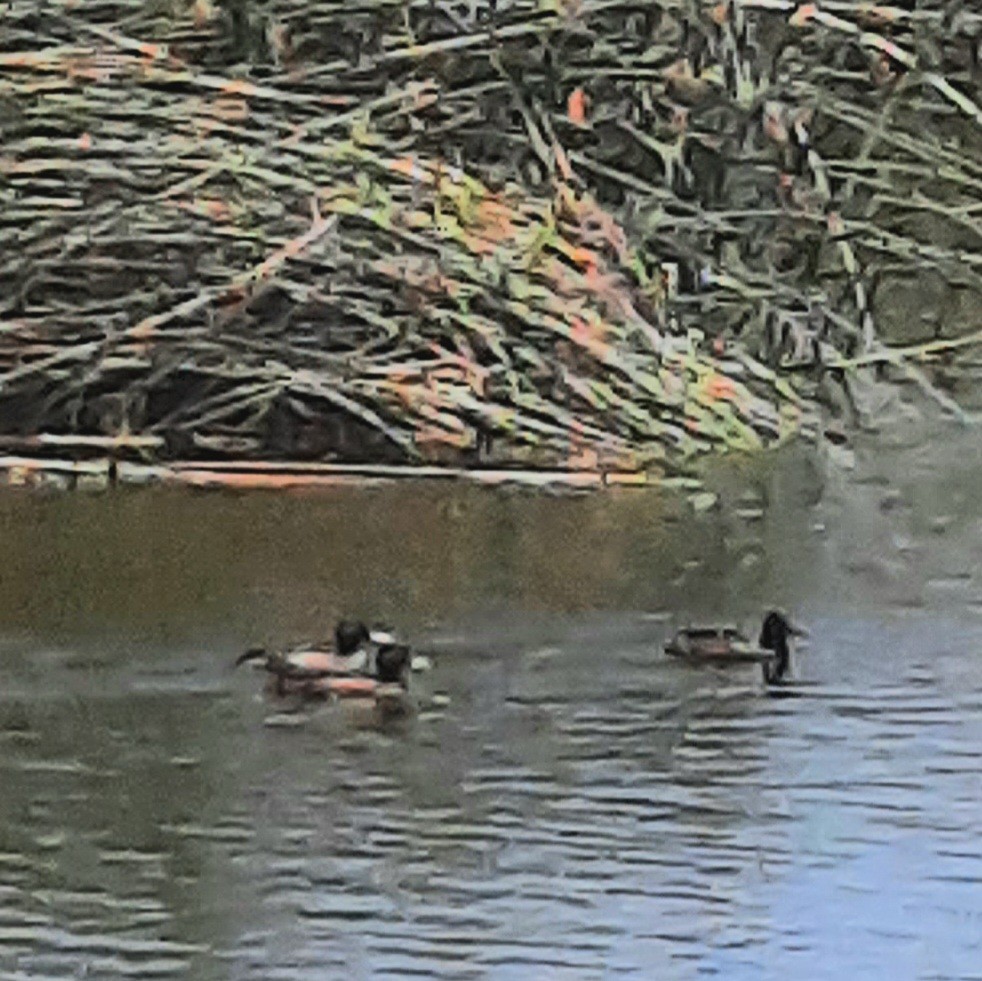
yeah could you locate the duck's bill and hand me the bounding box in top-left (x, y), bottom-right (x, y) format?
top-left (369, 630), bottom-right (398, 646)
top-left (234, 647), bottom-right (267, 667)
top-left (789, 623), bottom-right (809, 638)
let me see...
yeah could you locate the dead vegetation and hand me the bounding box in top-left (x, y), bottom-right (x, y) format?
top-left (1, 1), bottom-right (979, 475)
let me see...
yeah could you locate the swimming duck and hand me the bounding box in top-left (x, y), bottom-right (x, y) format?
top-left (235, 619), bottom-right (411, 699)
top-left (664, 610), bottom-right (806, 685)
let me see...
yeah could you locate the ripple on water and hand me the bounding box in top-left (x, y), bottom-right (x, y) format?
top-left (2, 452), bottom-right (982, 978)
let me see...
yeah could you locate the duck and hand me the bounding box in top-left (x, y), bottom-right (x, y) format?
top-left (235, 619), bottom-right (413, 700)
top-left (664, 610), bottom-right (806, 685)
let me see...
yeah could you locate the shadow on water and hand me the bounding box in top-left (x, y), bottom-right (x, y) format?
top-left (0, 432), bottom-right (981, 979)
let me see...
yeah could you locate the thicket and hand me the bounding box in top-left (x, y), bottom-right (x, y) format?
top-left (1, 1), bottom-right (979, 473)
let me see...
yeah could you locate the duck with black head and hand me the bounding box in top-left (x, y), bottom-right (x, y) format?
top-left (664, 609), bottom-right (807, 686)
top-left (234, 618), bottom-right (405, 698)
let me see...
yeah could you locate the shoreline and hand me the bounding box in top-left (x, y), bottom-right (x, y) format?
top-left (0, 453), bottom-right (701, 493)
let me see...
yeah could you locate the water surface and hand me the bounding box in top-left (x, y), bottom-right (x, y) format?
top-left (0, 431), bottom-right (980, 979)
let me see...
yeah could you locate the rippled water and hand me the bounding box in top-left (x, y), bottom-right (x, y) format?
top-left (1, 431), bottom-right (980, 979)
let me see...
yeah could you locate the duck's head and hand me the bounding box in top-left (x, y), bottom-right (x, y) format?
top-left (335, 619), bottom-right (372, 656)
top-left (375, 643), bottom-right (412, 687)
top-left (759, 610), bottom-right (806, 685)
top-left (234, 646), bottom-right (268, 668)
top-left (759, 610), bottom-right (806, 650)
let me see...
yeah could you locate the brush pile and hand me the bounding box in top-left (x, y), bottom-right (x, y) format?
top-left (1, 1), bottom-right (979, 473)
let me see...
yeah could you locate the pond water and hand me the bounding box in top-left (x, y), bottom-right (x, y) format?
top-left (0, 427), bottom-right (980, 980)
